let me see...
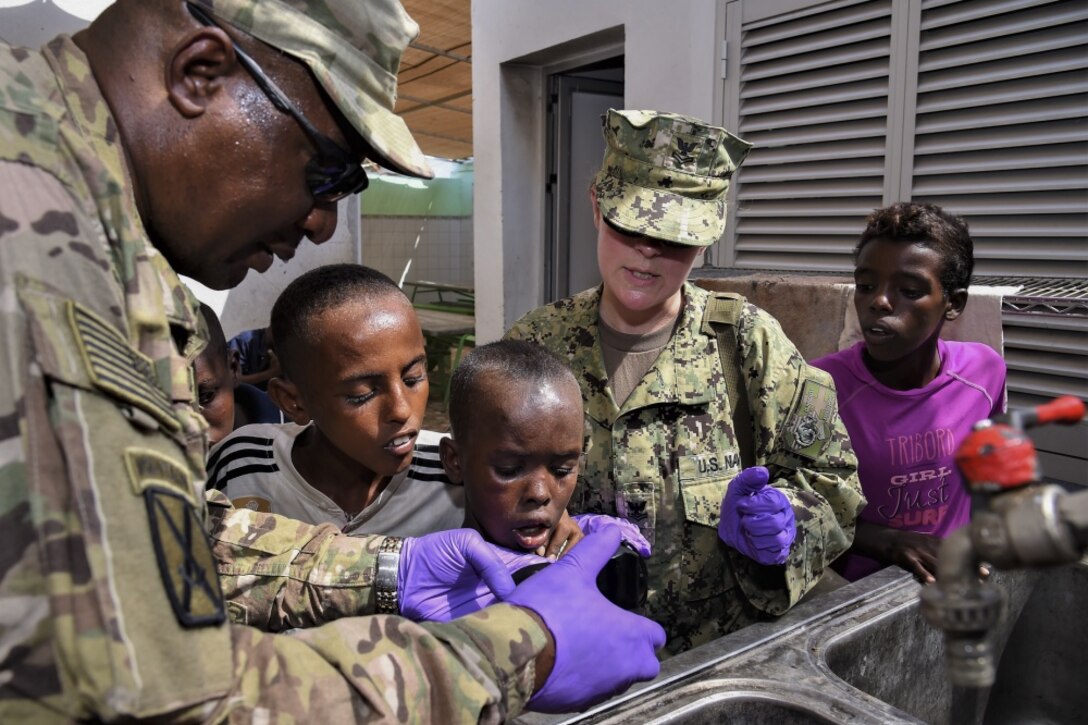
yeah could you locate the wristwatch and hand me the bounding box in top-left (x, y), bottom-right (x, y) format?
top-left (375, 536), bottom-right (404, 614)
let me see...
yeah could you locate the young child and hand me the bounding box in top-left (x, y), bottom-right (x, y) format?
top-left (205, 264), bottom-right (464, 536)
top-left (194, 303), bottom-right (238, 446)
top-left (439, 340), bottom-right (586, 552)
top-left (228, 325), bottom-right (280, 391)
top-left (194, 303), bottom-right (282, 445)
top-left (812, 202), bottom-right (1007, 583)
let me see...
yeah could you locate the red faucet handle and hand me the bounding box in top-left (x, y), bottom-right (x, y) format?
top-left (955, 423), bottom-right (1040, 493)
top-left (1027, 396), bottom-right (1086, 428)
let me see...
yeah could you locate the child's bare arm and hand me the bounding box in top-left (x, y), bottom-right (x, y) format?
top-left (852, 520), bottom-right (940, 584)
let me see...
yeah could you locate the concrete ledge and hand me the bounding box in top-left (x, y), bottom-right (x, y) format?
top-left (694, 273), bottom-right (852, 361)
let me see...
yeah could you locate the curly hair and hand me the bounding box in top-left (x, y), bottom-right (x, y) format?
top-left (856, 202), bottom-right (974, 295)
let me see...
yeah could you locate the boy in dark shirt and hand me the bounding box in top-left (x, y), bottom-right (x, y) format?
top-left (194, 303), bottom-right (282, 444)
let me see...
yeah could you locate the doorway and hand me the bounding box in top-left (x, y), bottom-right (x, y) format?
top-left (545, 59), bottom-right (624, 301)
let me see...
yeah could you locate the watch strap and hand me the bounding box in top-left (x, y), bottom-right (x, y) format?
top-left (375, 536), bottom-right (404, 614)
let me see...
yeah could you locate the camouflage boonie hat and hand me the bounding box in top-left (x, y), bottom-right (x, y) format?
top-left (193, 0), bottom-right (433, 179)
top-left (594, 109), bottom-right (751, 246)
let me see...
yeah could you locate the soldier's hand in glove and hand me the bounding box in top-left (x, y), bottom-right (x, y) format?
top-left (398, 529), bottom-right (548, 622)
top-left (506, 525), bottom-right (666, 713)
top-left (718, 466), bottom-right (796, 566)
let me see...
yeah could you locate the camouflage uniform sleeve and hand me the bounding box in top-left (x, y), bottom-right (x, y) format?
top-left (729, 304), bottom-right (865, 615)
top-left (505, 311), bottom-right (539, 342)
top-left (223, 604), bottom-right (548, 722)
top-left (0, 162), bottom-right (549, 724)
top-left (505, 293), bottom-right (592, 348)
top-left (207, 488), bottom-right (387, 629)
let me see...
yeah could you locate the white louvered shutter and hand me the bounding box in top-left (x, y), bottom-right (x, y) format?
top-left (905, 0), bottom-right (1088, 279)
top-left (904, 0), bottom-right (1087, 479)
top-left (721, 0), bottom-right (1088, 482)
top-left (723, 0), bottom-right (900, 270)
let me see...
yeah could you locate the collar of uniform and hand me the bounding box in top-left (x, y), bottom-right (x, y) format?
top-left (44, 37), bottom-right (201, 402)
top-left (565, 286), bottom-right (620, 426)
top-left (618, 283), bottom-right (718, 413)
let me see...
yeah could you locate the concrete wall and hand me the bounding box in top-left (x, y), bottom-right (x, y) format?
top-left (363, 216), bottom-right (474, 289)
top-left (472, 0), bottom-right (721, 341)
top-left (360, 160), bottom-right (475, 290)
top-left (0, 1), bottom-right (103, 47)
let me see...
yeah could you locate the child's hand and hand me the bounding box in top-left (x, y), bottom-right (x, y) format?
top-left (572, 513), bottom-right (651, 557)
top-left (870, 528), bottom-right (989, 584)
top-left (539, 511), bottom-right (584, 560)
top-left (884, 530), bottom-right (941, 584)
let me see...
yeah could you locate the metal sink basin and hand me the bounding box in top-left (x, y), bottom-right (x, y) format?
top-left (566, 679), bottom-right (850, 724)
top-left (656, 695), bottom-right (831, 725)
top-left (985, 562), bottom-right (1087, 723)
top-left (820, 562), bottom-right (1087, 724)
top-left (515, 562), bottom-right (1087, 725)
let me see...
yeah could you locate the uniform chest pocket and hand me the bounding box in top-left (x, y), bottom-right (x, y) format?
top-left (677, 454), bottom-right (739, 601)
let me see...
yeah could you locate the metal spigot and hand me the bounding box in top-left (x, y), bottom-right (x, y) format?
top-left (921, 396), bottom-right (1088, 688)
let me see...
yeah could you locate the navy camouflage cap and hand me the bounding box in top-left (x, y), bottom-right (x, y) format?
top-left (594, 109), bottom-right (751, 246)
top-left (192, 0), bottom-right (433, 179)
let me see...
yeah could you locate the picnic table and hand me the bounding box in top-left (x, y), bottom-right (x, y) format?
top-left (404, 280), bottom-right (474, 314)
top-left (414, 307), bottom-right (474, 404)
top-left (414, 308), bottom-right (474, 336)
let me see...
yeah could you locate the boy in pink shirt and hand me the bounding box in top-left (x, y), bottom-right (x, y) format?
top-left (812, 202), bottom-right (1006, 583)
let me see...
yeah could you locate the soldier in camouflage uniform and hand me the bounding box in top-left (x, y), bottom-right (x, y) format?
top-left (0, 2), bottom-right (664, 720)
top-left (508, 109), bottom-right (865, 655)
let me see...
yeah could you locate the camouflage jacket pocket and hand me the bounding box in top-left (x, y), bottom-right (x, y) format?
top-left (614, 480), bottom-right (657, 550)
top-left (677, 454), bottom-right (737, 528)
top-left (677, 473), bottom-right (731, 601)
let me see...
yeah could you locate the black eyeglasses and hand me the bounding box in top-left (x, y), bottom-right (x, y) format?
top-left (187, 3), bottom-right (368, 203)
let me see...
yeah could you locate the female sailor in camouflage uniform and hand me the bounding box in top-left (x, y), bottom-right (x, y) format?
top-left (508, 109), bottom-right (865, 654)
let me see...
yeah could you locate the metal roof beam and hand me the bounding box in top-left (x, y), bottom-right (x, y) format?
top-left (409, 42), bottom-right (471, 64)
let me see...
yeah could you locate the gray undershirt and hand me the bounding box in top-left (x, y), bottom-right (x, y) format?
top-left (598, 316), bottom-right (674, 408)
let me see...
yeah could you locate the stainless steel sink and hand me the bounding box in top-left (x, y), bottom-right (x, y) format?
top-left (966, 563), bottom-right (1085, 724)
top-left (515, 561), bottom-right (1087, 724)
top-left (819, 563), bottom-right (1087, 724)
top-left (566, 678), bottom-right (878, 724)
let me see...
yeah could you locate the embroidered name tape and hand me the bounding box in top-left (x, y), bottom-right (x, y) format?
top-left (124, 448), bottom-right (196, 505)
top-left (678, 453), bottom-right (741, 482)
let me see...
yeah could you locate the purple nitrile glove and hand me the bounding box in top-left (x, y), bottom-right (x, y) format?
top-left (572, 513), bottom-right (652, 557)
top-left (718, 466), bottom-right (796, 566)
top-left (506, 526), bottom-right (666, 714)
top-left (398, 529), bottom-right (548, 622)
